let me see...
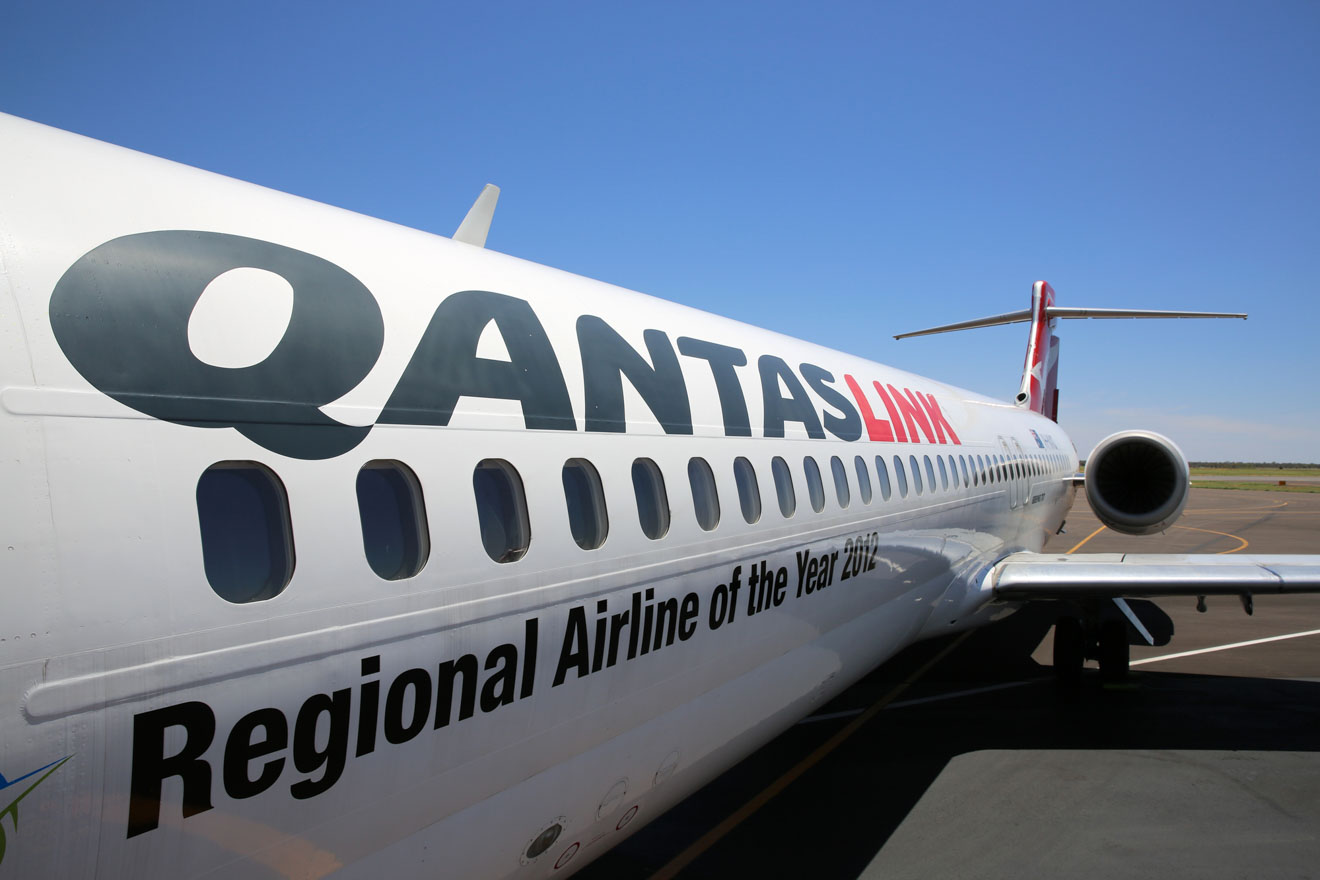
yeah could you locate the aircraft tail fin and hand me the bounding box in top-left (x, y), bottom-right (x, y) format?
top-left (1019, 281), bottom-right (1060, 419)
top-left (894, 283), bottom-right (1246, 422)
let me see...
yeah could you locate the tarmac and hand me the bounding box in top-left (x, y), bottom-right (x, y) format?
top-left (576, 488), bottom-right (1320, 879)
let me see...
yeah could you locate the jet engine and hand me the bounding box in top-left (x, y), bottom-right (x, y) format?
top-left (1084, 430), bottom-right (1190, 535)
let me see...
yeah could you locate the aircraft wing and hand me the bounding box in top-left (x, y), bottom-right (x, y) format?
top-left (988, 553), bottom-right (1320, 601)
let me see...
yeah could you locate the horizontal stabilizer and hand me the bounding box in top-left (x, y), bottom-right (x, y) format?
top-left (896, 283), bottom-right (1247, 422)
top-left (896, 306), bottom-right (1246, 340)
top-left (453, 183), bottom-right (500, 248)
top-left (987, 553), bottom-right (1320, 601)
top-left (1046, 306), bottom-right (1248, 321)
top-left (893, 309), bottom-right (1033, 339)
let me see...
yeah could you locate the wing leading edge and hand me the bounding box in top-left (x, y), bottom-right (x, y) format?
top-left (988, 553), bottom-right (1320, 601)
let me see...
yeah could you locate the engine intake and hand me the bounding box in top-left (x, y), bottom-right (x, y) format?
top-left (1084, 431), bottom-right (1189, 536)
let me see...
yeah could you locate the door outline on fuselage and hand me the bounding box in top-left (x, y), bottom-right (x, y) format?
top-left (1012, 437), bottom-right (1028, 504)
top-left (998, 436), bottom-right (1016, 509)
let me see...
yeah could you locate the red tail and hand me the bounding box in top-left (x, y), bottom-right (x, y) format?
top-left (1016, 281), bottom-right (1060, 421)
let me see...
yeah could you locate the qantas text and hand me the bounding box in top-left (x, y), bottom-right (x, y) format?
top-left (51, 231), bottom-right (960, 460)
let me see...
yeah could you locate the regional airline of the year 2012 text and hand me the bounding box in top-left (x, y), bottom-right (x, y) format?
top-left (1, 112), bottom-right (1317, 879)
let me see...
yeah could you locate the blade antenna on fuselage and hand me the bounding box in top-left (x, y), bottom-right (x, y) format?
top-left (453, 183), bottom-right (501, 248)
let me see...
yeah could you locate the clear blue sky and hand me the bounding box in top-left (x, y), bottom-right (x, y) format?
top-left (4, 1), bottom-right (1317, 461)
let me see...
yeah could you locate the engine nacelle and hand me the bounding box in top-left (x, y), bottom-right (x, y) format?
top-left (1084, 430), bottom-right (1190, 536)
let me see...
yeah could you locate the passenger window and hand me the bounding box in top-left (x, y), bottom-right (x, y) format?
top-left (830, 456), bottom-right (851, 508)
top-left (772, 456), bottom-right (796, 518)
top-left (632, 458), bottom-right (671, 540)
top-left (854, 456), bottom-right (872, 505)
top-left (689, 457), bottom-right (721, 531)
top-left (976, 455), bottom-right (985, 484)
top-left (909, 455), bottom-right (923, 495)
top-left (937, 456), bottom-right (949, 490)
top-left (803, 457), bottom-right (826, 512)
top-left (874, 455), bottom-right (892, 501)
top-left (893, 455), bottom-right (909, 498)
top-left (923, 455), bottom-right (936, 492)
top-left (197, 462), bottom-right (294, 603)
top-left (959, 455), bottom-right (970, 487)
top-left (474, 459), bottom-right (530, 563)
top-left (563, 458), bottom-right (608, 550)
top-left (357, 460), bottom-right (429, 580)
top-left (948, 455), bottom-right (959, 488)
top-left (734, 456), bottom-right (762, 524)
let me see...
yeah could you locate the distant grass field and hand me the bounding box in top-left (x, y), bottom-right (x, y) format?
top-left (1190, 467), bottom-right (1320, 477)
top-left (1189, 481), bottom-right (1320, 493)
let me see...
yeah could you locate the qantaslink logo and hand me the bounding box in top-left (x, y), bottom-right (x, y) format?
top-left (0, 755), bottom-right (72, 866)
top-left (50, 231), bottom-right (960, 459)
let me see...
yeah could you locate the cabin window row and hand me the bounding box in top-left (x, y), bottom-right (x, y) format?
top-left (196, 448), bottom-right (1072, 604)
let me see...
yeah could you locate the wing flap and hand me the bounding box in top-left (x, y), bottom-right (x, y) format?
top-left (989, 553), bottom-right (1320, 601)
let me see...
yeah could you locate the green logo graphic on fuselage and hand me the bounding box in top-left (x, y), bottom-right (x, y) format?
top-left (0, 756), bottom-right (72, 867)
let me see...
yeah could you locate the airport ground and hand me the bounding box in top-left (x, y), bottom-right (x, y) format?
top-left (577, 488), bottom-right (1320, 879)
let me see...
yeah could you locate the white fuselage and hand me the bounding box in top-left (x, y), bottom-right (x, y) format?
top-left (0, 113), bottom-right (1076, 879)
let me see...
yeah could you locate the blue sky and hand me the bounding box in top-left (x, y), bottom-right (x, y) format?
top-left (4, 1), bottom-right (1317, 461)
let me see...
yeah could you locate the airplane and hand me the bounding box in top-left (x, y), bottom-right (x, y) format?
top-left (0, 110), bottom-right (1317, 879)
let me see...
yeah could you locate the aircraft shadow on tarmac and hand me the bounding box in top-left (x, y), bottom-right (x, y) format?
top-left (578, 603), bottom-right (1320, 879)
